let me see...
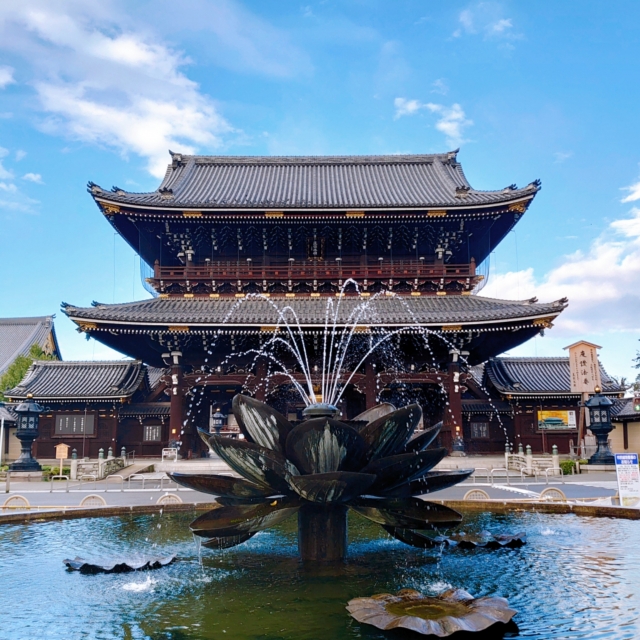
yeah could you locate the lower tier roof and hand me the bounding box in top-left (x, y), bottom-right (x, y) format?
top-left (63, 294), bottom-right (566, 327)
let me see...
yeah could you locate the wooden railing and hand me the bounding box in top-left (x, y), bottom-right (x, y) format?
top-left (153, 260), bottom-right (475, 283)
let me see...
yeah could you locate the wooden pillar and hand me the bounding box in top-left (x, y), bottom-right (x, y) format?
top-left (168, 351), bottom-right (188, 457)
top-left (364, 360), bottom-right (376, 409)
top-left (255, 358), bottom-right (267, 402)
top-left (443, 352), bottom-right (462, 452)
top-left (623, 421), bottom-right (629, 450)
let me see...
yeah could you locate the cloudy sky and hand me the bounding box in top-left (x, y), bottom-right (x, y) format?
top-left (1, 0), bottom-right (639, 381)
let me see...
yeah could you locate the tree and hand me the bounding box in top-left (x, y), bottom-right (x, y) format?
top-left (0, 344), bottom-right (57, 400)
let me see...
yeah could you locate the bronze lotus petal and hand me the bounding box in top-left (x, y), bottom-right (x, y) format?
top-left (381, 526), bottom-right (440, 549)
top-left (208, 435), bottom-right (299, 494)
top-left (201, 532), bottom-right (257, 549)
top-left (360, 404), bottom-right (422, 461)
top-left (191, 497), bottom-right (301, 538)
top-left (349, 497), bottom-right (463, 530)
top-left (285, 418), bottom-right (366, 474)
top-left (347, 588), bottom-right (517, 637)
top-left (363, 448), bottom-right (448, 492)
top-left (288, 471), bottom-right (377, 504)
top-left (403, 420), bottom-right (442, 453)
top-left (232, 394), bottom-right (293, 453)
top-left (379, 469), bottom-right (474, 498)
top-left (168, 472), bottom-right (274, 502)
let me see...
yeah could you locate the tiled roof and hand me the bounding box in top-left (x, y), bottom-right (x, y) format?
top-left (89, 151), bottom-right (540, 210)
top-left (0, 405), bottom-right (16, 424)
top-left (146, 366), bottom-right (166, 390)
top-left (63, 295), bottom-right (567, 327)
top-left (0, 316), bottom-right (61, 375)
top-left (612, 398), bottom-right (640, 421)
top-left (485, 357), bottom-right (623, 396)
top-left (119, 403), bottom-right (170, 417)
top-left (462, 400), bottom-right (512, 414)
top-left (7, 360), bottom-right (146, 401)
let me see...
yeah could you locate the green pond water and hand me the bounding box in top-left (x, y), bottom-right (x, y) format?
top-left (0, 509), bottom-right (638, 639)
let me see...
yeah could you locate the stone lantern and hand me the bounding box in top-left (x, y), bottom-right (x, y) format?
top-left (585, 387), bottom-right (615, 465)
top-left (210, 408), bottom-right (225, 435)
top-left (10, 393), bottom-right (45, 472)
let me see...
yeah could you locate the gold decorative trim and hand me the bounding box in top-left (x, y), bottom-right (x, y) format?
top-left (533, 317), bottom-right (554, 328)
top-left (360, 292), bottom-right (371, 297)
top-left (168, 326), bottom-right (189, 332)
top-left (235, 293), bottom-right (245, 298)
top-left (346, 211), bottom-right (365, 218)
top-left (99, 202), bottom-right (121, 215)
top-left (508, 201), bottom-right (528, 213)
top-left (462, 291), bottom-right (472, 295)
top-left (410, 291), bottom-right (421, 296)
top-left (436, 291), bottom-right (447, 296)
top-left (353, 326), bottom-right (369, 333)
top-left (442, 324), bottom-right (463, 332)
top-left (183, 211), bottom-right (202, 218)
top-left (183, 293), bottom-right (194, 298)
top-left (260, 325), bottom-right (278, 332)
top-left (265, 211), bottom-right (284, 218)
top-left (310, 292), bottom-right (321, 297)
top-left (285, 293), bottom-right (296, 298)
top-left (159, 293), bottom-right (169, 298)
top-left (78, 322), bottom-right (97, 331)
top-left (209, 293), bottom-right (220, 298)
top-left (427, 210), bottom-right (447, 217)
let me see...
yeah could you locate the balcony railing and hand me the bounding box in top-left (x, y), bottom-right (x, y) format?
top-left (153, 259), bottom-right (475, 283)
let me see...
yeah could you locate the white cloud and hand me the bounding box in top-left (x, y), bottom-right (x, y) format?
top-left (621, 179), bottom-right (640, 203)
top-left (0, 147), bottom-right (13, 180)
top-left (554, 151), bottom-right (573, 163)
top-left (431, 79), bottom-right (449, 95)
top-left (22, 172), bottom-right (42, 183)
top-left (481, 208), bottom-right (640, 335)
top-left (0, 182), bottom-right (17, 192)
top-left (393, 97), bottom-right (423, 119)
top-left (0, 1), bottom-right (235, 177)
top-left (454, 3), bottom-right (520, 42)
top-left (15, 150), bottom-right (26, 161)
top-left (0, 65), bottom-right (14, 88)
top-left (394, 98), bottom-right (472, 147)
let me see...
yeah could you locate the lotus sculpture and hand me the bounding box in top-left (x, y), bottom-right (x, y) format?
top-left (170, 395), bottom-right (472, 562)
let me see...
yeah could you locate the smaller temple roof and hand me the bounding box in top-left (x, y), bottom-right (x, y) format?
top-left (7, 360), bottom-right (146, 402)
top-left (485, 357), bottom-right (623, 397)
top-left (0, 316), bottom-right (61, 375)
top-left (0, 404), bottom-right (16, 424)
top-left (612, 397), bottom-right (640, 422)
top-left (119, 403), bottom-right (170, 418)
top-left (89, 151), bottom-right (540, 211)
top-left (462, 400), bottom-right (512, 414)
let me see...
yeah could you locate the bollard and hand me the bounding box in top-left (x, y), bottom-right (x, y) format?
top-left (121, 446), bottom-right (126, 460)
top-left (526, 444), bottom-right (533, 475)
top-left (107, 447), bottom-right (113, 459)
top-left (71, 448), bottom-right (77, 460)
top-left (504, 442), bottom-right (510, 470)
top-left (552, 444), bottom-right (560, 472)
top-left (98, 448), bottom-right (104, 460)
top-left (4, 471), bottom-right (9, 493)
top-left (518, 442), bottom-right (524, 455)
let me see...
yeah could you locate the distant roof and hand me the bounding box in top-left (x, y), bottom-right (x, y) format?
top-left (485, 357), bottom-right (623, 397)
top-left (0, 317), bottom-right (61, 376)
top-left (0, 404), bottom-right (16, 424)
top-left (612, 398), bottom-right (640, 421)
top-left (7, 360), bottom-right (146, 402)
top-left (119, 403), bottom-right (170, 418)
top-left (89, 151), bottom-right (540, 210)
top-left (146, 366), bottom-right (166, 390)
top-left (63, 295), bottom-right (567, 327)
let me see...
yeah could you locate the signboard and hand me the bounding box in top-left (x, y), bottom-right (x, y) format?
top-left (565, 341), bottom-right (602, 393)
top-left (538, 410), bottom-right (577, 430)
top-left (54, 443), bottom-right (70, 460)
top-left (615, 453), bottom-right (640, 507)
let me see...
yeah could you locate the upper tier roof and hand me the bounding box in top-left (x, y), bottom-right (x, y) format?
top-left (485, 357), bottom-right (622, 397)
top-left (63, 295), bottom-right (566, 327)
top-left (7, 360), bottom-right (146, 401)
top-left (0, 316), bottom-right (61, 376)
top-left (90, 151), bottom-right (540, 210)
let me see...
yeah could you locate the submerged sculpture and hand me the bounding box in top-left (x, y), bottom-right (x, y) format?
top-left (170, 394), bottom-right (472, 562)
top-left (347, 588), bottom-right (517, 637)
top-left (63, 555), bottom-right (175, 574)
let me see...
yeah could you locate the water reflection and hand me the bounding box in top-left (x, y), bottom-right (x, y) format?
top-left (0, 511), bottom-right (637, 639)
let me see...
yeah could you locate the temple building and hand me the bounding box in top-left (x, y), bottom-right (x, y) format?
top-left (61, 151), bottom-right (568, 455)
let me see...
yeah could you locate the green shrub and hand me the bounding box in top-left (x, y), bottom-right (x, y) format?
top-left (559, 460), bottom-right (576, 476)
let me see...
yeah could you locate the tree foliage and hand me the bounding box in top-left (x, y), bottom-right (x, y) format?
top-left (0, 344), bottom-right (57, 400)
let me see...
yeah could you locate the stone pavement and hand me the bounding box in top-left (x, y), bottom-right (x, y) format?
top-left (0, 454), bottom-right (621, 515)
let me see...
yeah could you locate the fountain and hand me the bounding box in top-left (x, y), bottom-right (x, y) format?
top-left (171, 287), bottom-right (475, 562)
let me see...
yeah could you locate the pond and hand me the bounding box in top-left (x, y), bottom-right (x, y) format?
top-left (0, 510), bottom-right (637, 639)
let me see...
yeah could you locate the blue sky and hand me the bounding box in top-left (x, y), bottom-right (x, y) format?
top-left (0, 0), bottom-right (639, 381)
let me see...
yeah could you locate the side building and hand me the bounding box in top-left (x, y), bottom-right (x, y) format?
top-left (5, 360), bottom-right (169, 459)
